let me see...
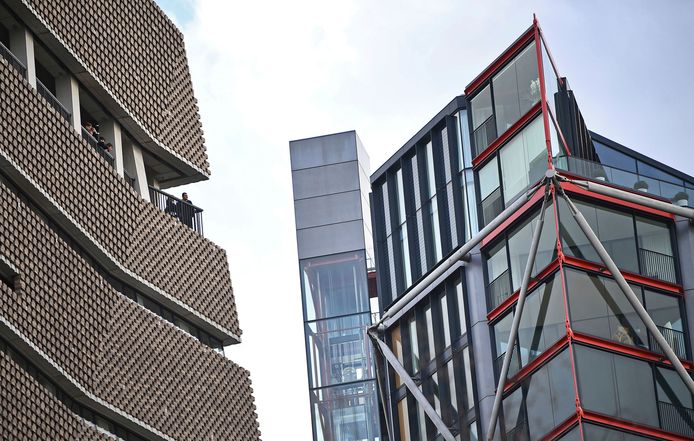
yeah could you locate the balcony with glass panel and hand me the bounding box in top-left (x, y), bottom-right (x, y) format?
top-left (556, 155), bottom-right (694, 208)
top-left (558, 197), bottom-right (678, 285)
top-left (469, 41), bottom-right (541, 158)
top-left (574, 345), bottom-right (694, 439)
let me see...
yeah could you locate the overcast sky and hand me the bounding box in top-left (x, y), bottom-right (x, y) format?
top-left (156, 1), bottom-right (694, 439)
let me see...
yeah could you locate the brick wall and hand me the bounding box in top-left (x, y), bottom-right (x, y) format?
top-left (0, 181), bottom-right (260, 440)
top-left (24, 0), bottom-right (209, 173)
top-left (0, 61), bottom-right (239, 334)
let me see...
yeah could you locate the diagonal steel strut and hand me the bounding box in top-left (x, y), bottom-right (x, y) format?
top-left (558, 184), bottom-right (694, 395)
top-left (486, 183), bottom-right (551, 441)
top-left (368, 329), bottom-right (457, 441)
top-left (377, 180), bottom-right (546, 332)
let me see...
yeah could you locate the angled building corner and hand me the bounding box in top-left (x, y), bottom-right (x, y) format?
top-left (0, 0), bottom-right (261, 440)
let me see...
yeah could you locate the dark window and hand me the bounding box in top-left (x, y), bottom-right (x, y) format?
top-left (593, 141), bottom-right (637, 173)
top-left (574, 345), bottom-right (659, 428)
top-left (502, 348), bottom-right (574, 440)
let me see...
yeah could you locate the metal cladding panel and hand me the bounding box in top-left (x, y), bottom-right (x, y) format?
top-left (24, 0), bottom-right (209, 173)
top-left (0, 352), bottom-right (110, 441)
top-left (290, 131), bottom-right (357, 171)
top-left (296, 219), bottom-right (366, 260)
top-left (0, 182), bottom-right (261, 441)
top-left (292, 160), bottom-right (360, 200)
top-left (0, 61), bottom-right (239, 335)
top-left (294, 190), bottom-right (363, 230)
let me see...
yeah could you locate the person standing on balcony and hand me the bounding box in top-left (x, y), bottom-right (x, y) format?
top-left (179, 192), bottom-right (194, 228)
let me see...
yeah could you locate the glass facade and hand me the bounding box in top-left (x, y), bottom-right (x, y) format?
top-left (469, 41), bottom-right (540, 156)
top-left (370, 22), bottom-right (694, 441)
top-left (476, 115), bottom-right (547, 226)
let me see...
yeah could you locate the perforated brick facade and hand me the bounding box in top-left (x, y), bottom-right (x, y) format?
top-left (0, 180), bottom-right (260, 440)
top-left (0, 60), bottom-right (239, 335)
top-left (0, 352), bottom-right (109, 441)
top-left (23, 0), bottom-right (209, 173)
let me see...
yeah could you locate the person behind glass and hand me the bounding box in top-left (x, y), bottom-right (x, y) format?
top-left (178, 192), bottom-right (194, 228)
top-left (97, 136), bottom-right (107, 151)
top-left (105, 142), bottom-right (114, 155)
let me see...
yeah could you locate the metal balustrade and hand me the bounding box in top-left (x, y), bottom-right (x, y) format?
top-left (657, 401), bottom-right (694, 438)
top-left (81, 127), bottom-right (115, 168)
top-left (149, 186), bottom-right (204, 236)
top-left (0, 40), bottom-right (27, 78)
top-left (488, 269), bottom-right (512, 309)
top-left (36, 79), bottom-right (71, 122)
top-left (639, 248), bottom-right (676, 284)
top-left (649, 326), bottom-right (687, 360)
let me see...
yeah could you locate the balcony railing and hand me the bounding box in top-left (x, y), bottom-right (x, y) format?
top-left (149, 186), bottom-right (204, 236)
top-left (649, 326), bottom-right (687, 360)
top-left (0, 40), bottom-right (27, 78)
top-left (639, 248), bottom-right (676, 284)
top-left (473, 114), bottom-right (497, 158)
top-left (36, 79), bottom-right (71, 122)
top-left (481, 186), bottom-right (504, 226)
top-left (555, 155), bottom-right (694, 207)
top-left (657, 401), bottom-right (694, 439)
top-left (81, 128), bottom-right (115, 168)
top-left (488, 269), bottom-right (512, 309)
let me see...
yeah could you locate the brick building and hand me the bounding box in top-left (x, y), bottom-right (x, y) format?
top-left (0, 0), bottom-right (261, 439)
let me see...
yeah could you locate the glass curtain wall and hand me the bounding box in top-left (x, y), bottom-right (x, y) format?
top-left (300, 251), bottom-right (380, 441)
top-left (469, 41), bottom-right (540, 156)
top-left (558, 198), bottom-right (677, 284)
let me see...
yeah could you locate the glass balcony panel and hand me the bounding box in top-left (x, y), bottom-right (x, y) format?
top-left (500, 116), bottom-right (546, 204)
top-left (506, 202), bottom-right (557, 292)
top-left (656, 367), bottom-right (694, 438)
top-left (575, 346), bottom-right (660, 428)
top-left (493, 42), bottom-right (540, 136)
top-left (644, 289), bottom-right (686, 358)
top-left (556, 155), bottom-right (694, 208)
top-left (479, 158), bottom-right (500, 201)
top-left (558, 198), bottom-right (639, 274)
top-left (566, 269), bottom-right (647, 349)
top-left (636, 217), bottom-right (675, 284)
top-left (540, 40), bottom-right (560, 121)
top-left (502, 349), bottom-right (573, 441)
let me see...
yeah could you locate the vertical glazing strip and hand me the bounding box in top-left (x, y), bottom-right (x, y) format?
top-left (533, 15), bottom-right (554, 170)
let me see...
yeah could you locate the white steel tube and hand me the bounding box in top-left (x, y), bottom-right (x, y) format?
top-left (560, 189), bottom-right (694, 395)
top-left (486, 189), bottom-right (549, 441)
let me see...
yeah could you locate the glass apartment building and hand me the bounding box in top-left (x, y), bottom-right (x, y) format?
top-left (368, 18), bottom-right (694, 441)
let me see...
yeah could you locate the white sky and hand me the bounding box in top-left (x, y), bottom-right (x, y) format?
top-left (157, 1), bottom-right (694, 439)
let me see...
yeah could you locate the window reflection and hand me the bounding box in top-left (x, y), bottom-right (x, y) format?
top-left (492, 43), bottom-right (540, 135)
top-left (306, 313), bottom-right (373, 389)
top-left (311, 381), bottom-right (381, 441)
top-left (301, 251), bottom-right (370, 322)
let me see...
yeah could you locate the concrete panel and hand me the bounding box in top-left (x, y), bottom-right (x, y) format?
top-left (290, 131), bottom-right (357, 171)
top-left (294, 190), bottom-right (363, 230)
top-left (292, 161), bottom-right (359, 200)
top-left (297, 220), bottom-right (366, 260)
